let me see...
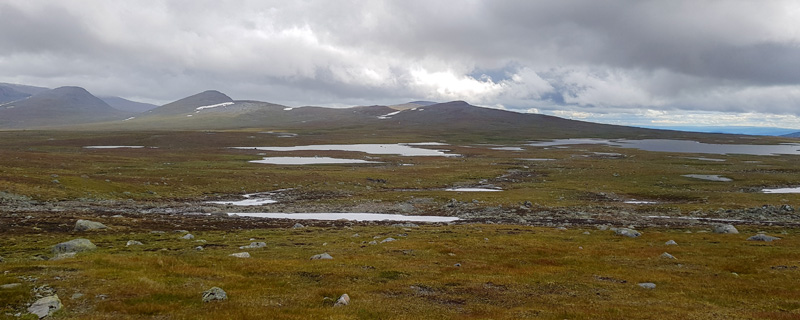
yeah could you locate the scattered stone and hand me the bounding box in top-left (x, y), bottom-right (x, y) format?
top-left (391, 222), bottom-right (419, 228)
top-left (52, 239), bottom-right (96, 254)
top-left (181, 234), bottom-right (195, 240)
top-left (351, 233), bottom-right (360, 237)
top-left (126, 240), bottom-right (143, 247)
top-left (582, 231), bottom-right (591, 235)
top-left (150, 231), bottom-right (165, 234)
top-left (660, 252), bottom-right (676, 260)
top-left (556, 226), bottom-right (567, 230)
top-left (51, 252), bottom-right (77, 261)
top-left (95, 294), bottom-right (108, 300)
top-left (0, 256), bottom-right (4, 262)
top-left (292, 223), bottom-right (305, 229)
top-left (334, 293), bottom-right (350, 307)
top-left (230, 252), bottom-right (251, 258)
top-left (310, 253), bottom-right (333, 260)
top-left (712, 224), bottom-right (738, 234)
top-left (638, 283), bottom-right (656, 289)
top-left (454, 263), bottom-right (462, 267)
top-left (381, 237), bottom-right (396, 243)
top-left (665, 240), bottom-right (678, 246)
top-left (71, 293), bottom-right (84, 300)
top-left (368, 241), bottom-right (378, 245)
top-left (239, 242), bottom-right (266, 249)
top-left (747, 234), bottom-right (781, 242)
top-left (1, 283), bottom-right (21, 289)
top-left (27, 295), bottom-right (62, 319)
top-left (195, 246), bottom-right (204, 251)
top-left (614, 228), bottom-right (641, 238)
top-left (202, 287), bottom-right (227, 303)
top-left (174, 230), bottom-right (189, 234)
top-left (74, 219), bottom-right (107, 231)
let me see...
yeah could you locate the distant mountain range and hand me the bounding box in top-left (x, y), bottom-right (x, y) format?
top-left (783, 132), bottom-right (800, 138)
top-left (640, 125), bottom-right (800, 136)
top-left (0, 82), bottom-right (796, 140)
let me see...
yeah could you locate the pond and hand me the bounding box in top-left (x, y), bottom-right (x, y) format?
top-left (762, 187), bottom-right (800, 194)
top-left (527, 139), bottom-right (800, 156)
top-left (228, 212), bottom-right (459, 222)
top-left (232, 143), bottom-right (459, 157)
top-left (248, 157), bottom-right (381, 165)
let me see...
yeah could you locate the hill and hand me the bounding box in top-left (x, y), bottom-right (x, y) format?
top-left (0, 83), bottom-right (49, 104)
top-left (0, 86), bottom-right (131, 128)
top-left (100, 96), bottom-right (158, 113)
top-left (783, 132), bottom-right (800, 138)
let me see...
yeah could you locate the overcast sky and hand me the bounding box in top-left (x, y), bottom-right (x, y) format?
top-left (2, 0), bottom-right (799, 128)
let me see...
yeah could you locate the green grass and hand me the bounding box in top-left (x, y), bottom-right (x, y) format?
top-left (1, 225), bottom-right (798, 319)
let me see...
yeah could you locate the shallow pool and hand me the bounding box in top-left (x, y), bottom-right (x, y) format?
top-left (229, 212), bottom-right (459, 222)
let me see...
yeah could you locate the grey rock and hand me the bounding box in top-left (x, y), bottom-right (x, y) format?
top-left (51, 252), bottom-right (77, 260)
top-left (239, 242), bottom-right (266, 249)
top-left (381, 237), bottom-right (396, 243)
top-left (582, 231), bottom-right (591, 235)
top-left (614, 228), bottom-right (641, 238)
top-left (126, 240), bottom-right (143, 246)
top-left (660, 252), bottom-right (676, 260)
top-left (70, 293), bottom-right (84, 300)
top-left (27, 295), bottom-right (62, 319)
top-left (0, 256), bottom-right (4, 262)
top-left (351, 233), bottom-right (360, 237)
top-left (202, 287), bottom-right (227, 303)
top-left (391, 222), bottom-right (419, 228)
top-left (181, 234), bottom-right (195, 240)
top-left (368, 241), bottom-right (378, 245)
top-left (747, 234), bottom-right (781, 242)
top-left (334, 293), bottom-right (350, 307)
top-left (292, 223), bottom-right (305, 229)
top-left (52, 239), bottom-right (96, 254)
top-left (1, 283), bottom-right (21, 289)
top-left (229, 252), bottom-right (251, 258)
top-left (74, 219), bottom-right (107, 231)
top-left (454, 263), bottom-right (462, 267)
top-left (310, 252), bottom-right (333, 260)
top-left (712, 224), bottom-right (739, 234)
top-left (195, 246), bottom-right (204, 251)
top-left (665, 240), bottom-right (678, 245)
top-left (638, 283), bottom-right (656, 289)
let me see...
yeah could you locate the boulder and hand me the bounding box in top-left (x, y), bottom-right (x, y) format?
top-left (614, 228), bottom-right (641, 238)
top-left (126, 240), bottom-right (144, 247)
top-left (712, 224), bottom-right (738, 234)
top-left (747, 234), bottom-right (781, 242)
top-left (239, 242), bottom-right (266, 249)
top-left (27, 295), bottom-right (62, 319)
top-left (334, 293), bottom-right (350, 307)
top-left (52, 239), bottom-right (96, 254)
top-left (202, 287), bottom-right (227, 302)
top-left (660, 252), bottom-right (676, 260)
top-left (665, 240), bottom-right (678, 245)
top-left (310, 253), bottom-right (333, 260)
top-left (637, 283), bottom-right (656, 289)
top-left (230, 252), bottom-right (251, 258)
top-left (381, 237), bottom-right (396, 243)
top-left (181, 234), bottom-right (195, 240)
top-left (74, 219), bottom-right (107, 231)
top-left (292, 223), bottom-right (305, 229)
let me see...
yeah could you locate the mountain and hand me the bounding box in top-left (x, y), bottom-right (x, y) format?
top-left (0, 86), bottom-right (131, 128)
top-left (0, 83), bottom-right (49, 104)
top-left (144, 90), bottom-right (233, 116)
top-left (100, 96), bottom-right (158, 113)
top-left (783, 132), bottom-right (800, 138)
top-left (640, 125), bottom-right (800, 136)
top-left (389, 101), bottom-right (438, 110)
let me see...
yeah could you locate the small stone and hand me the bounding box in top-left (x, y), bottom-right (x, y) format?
top-left (27, 295), bottom-right (62, 319)
top-left (614, 228), bottom-right (641, 238)
top-left (174, 230), bottom-right (189, 233)
top-left (665, 240), bottom-right (678, 245)
top-left (181, 234), bottom-right (195, 240)
top-left (391, 222), bottom-right (419, 228)
top-left (1, 283), bottom-right (21, 289)
top-left (310, 253), bottom-right (333, 260)
top-left (126, 240), bottom-right (143, 247)
top-left (0, 256), bottom-right (4, 262)
top-left (368, 241), bottom-right (378, 245)
top-left (292, 223), bottom-right (305, 229)
top-left (70, 293), bottom-right (84, 300)
top-left (660, 252), bottom-right (676, 260)
top-left (334, 293), bottom-right (350, 307)
top-left (195, 246), bottom-right (204, 251)
top-left (381, 237), bottom-right (396, 243)
top-left (712, 224), bottom-right (738, 234)
top-left (747, 234), bottom-right (781, 242)
top-left (230, 252), bottom-right (251, 258)
top-left (239, 242), bottom-right (266, 249)
top-left (74, 219), bottom-right (107, 231)
top-left (582, 231), bottom-right (591, 235)
top-left (351, 233), bottom-right (360, 237)
top-left (454, 263), bottom-right (461, 267)
top-left (638, 283), bottom-right (656, 289)
top-left (556, 226), bottom-right (567, 230)
top-left (52, 239), bottom-right (96, 254)
top-left (202, 287), bottom-right (227, 303)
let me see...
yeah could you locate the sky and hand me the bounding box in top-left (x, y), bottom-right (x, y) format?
top-left (1, 0), bottom-right (800, 128)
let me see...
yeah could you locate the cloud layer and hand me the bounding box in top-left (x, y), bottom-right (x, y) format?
top-left (1, 0), bottom-right (799, 126)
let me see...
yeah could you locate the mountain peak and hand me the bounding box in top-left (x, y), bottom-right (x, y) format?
top-left (147, 90), bottom-right (233, 116)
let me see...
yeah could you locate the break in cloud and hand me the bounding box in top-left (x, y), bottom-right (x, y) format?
top-left (1, 0), bottom-right (799, 127)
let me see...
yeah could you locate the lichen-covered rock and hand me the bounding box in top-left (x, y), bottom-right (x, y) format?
top-left (230, 252), bottom-right (251, 258)
top-left (74, 219), bottom-right (107, 231)
top-left (202, 287), bottom-right (227, 302)
top-left (239, 242), bottom-right (266, 249)
top-left (614, 228), bottom-right (641, 238)
top-left (712, 224), bottom-right (738, 234)
top-left (52, 239), bottom-right (96, 254)
top-left (747, 234), bottom-right (780, 242)
top-left (638, 283), bottom-right (656, 289)
top-left (27, 295), bottom-right (62, 318)
top-left (310, 252), bottom-right (333, 260)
